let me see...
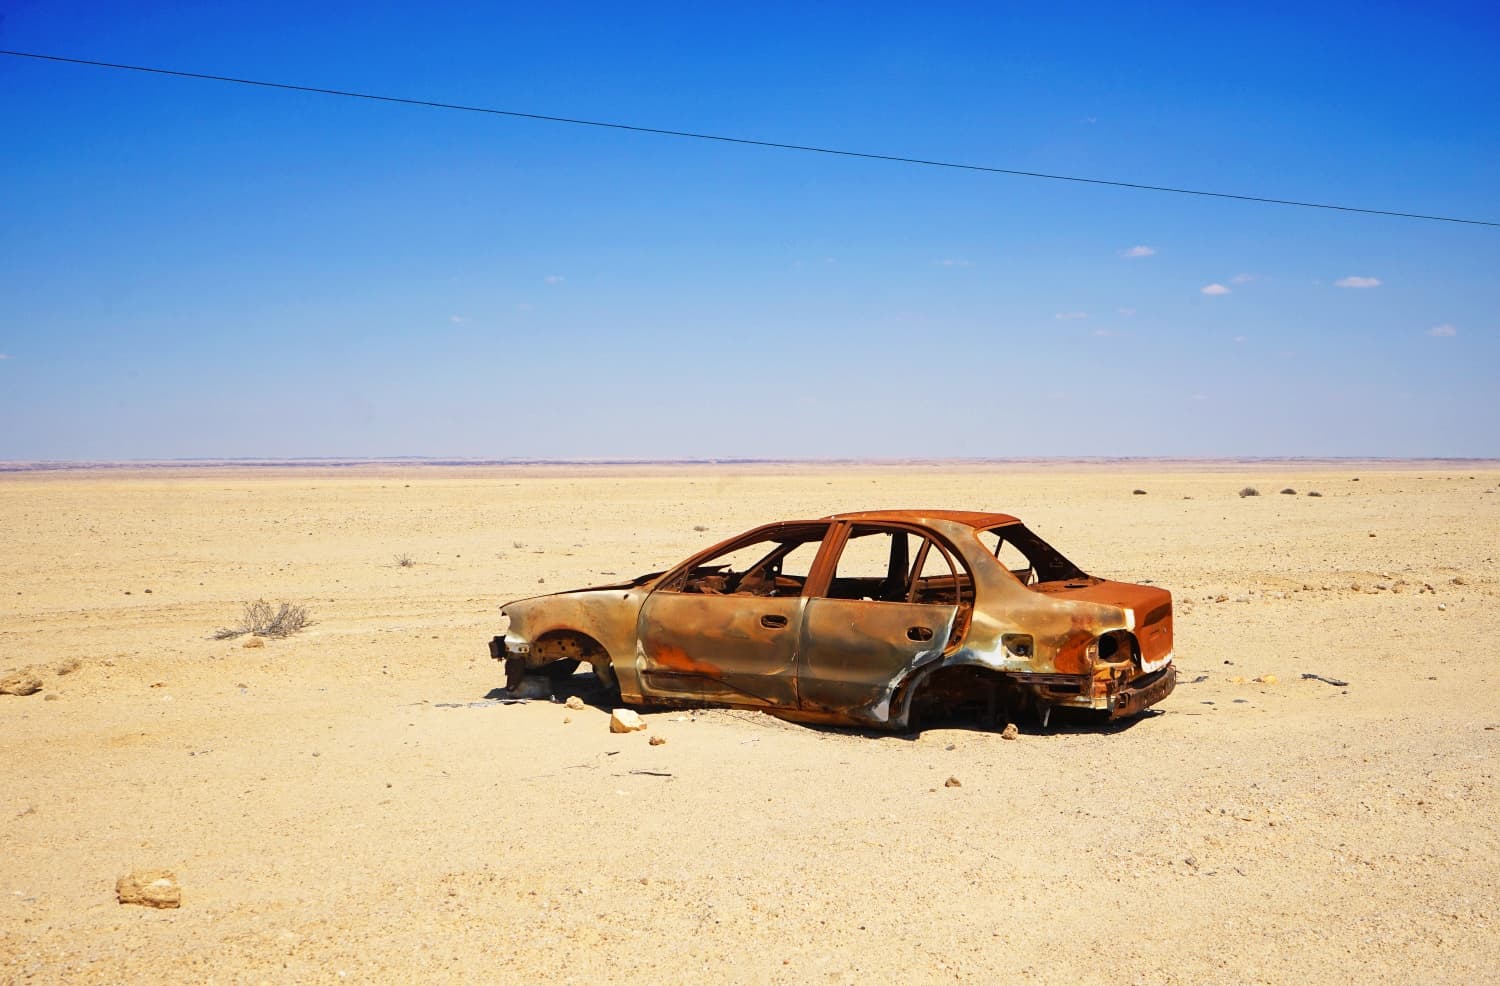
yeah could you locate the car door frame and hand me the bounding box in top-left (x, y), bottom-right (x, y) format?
top-left (795, 520), bottom-right (969, 720)
top-left (635, 521), bottom-right (838, 711)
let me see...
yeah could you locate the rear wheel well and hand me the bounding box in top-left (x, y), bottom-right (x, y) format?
top-left (902, 664), bottom-right (1034, 732)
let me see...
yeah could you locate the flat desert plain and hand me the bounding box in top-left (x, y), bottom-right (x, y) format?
top-left (2, 462), bottom-right (1498, 984)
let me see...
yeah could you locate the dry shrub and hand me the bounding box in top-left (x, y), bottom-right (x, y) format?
top-left (1307, 490), bottom-right (1324, 497)
top-left (1239, 487), bottom-right (1261, 498)
top-left (394, 553), bottom-right (415, 568)
top-left (213, 600), bottom-right (312, 640)
top-left (1280, 488), bottom-right (1297, 495)
top-left (1132, 489), bottom-right (1148, 495)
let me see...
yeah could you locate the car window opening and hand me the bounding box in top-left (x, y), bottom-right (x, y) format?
top-left (980, 524), bottom-right (1088, 586)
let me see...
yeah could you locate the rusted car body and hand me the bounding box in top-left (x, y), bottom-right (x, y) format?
top-left (489, 510), bottom-right (1175, 729)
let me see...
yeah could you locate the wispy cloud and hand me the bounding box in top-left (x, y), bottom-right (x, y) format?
top-left (1055, 311), bottom-right (1088, 320)
top-left (1117, 307), bottom-right (1137, 316)
top-left (1229, 272), bottom-right (1257, 284)
top-left (1336, 275), bottom-right (1381, 289)
top-left (543, 275), bottom-right (565, 285)
top-left (1234, 335), bottom-right (1247, 344)
top-left (0, 353), bottom-right (10, 360)
top-left (1191, 393), bottom-right (1208, 401)
top-left (935, 258), bottom-right (972, 267)
top-left (448, 315), bottom-right (470, 325)
top-left (1201, 283), bottom-right (1231, 296)
top-left (1426, 323), bottom-right (1457, 337)
top-left (1092, 328), bottom-right (1116, 337)
top-left (1120, 245), bottom-right (1156, 258)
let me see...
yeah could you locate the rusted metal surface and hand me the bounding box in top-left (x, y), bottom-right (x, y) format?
top-left (490, 509), bottom-right (1175, 730)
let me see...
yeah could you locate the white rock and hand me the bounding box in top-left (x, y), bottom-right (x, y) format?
top-left (609, 708), bottom-right (647, 733)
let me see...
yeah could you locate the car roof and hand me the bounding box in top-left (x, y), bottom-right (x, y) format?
top-left (825, 509), bottom-right (1020, 529)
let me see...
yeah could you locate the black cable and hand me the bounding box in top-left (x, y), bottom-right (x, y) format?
top-left (3, 48), bottom-right (1495, 228)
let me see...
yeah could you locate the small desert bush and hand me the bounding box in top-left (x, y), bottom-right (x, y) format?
top-left (213, 600), bottom-right (312, 640)
top-left (1239, 486), bottom-right (1260, 498)
top-left (1132, 489), bottom-right (1148, 495)
top-left (1280, 488), bottom-right (1297, 495)
top-left (693, 524), bottom-right (710, 532)
top-left (394, 553), bottom-right (415, 568)
top-left (1307, 490), bottom-right (1323, 497)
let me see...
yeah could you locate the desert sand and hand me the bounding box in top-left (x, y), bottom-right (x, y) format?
top-left (2, 462), bottom-right (1497, 984)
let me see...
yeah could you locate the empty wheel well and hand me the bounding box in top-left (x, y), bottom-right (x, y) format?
top-left (902, 664), bottom-right (1032, 729)
top-left (531, 630), bottom-right (615, 686)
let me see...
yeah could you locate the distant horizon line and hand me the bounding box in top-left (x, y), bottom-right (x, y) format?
top-left (4, 455), bottom-right (1499, 473)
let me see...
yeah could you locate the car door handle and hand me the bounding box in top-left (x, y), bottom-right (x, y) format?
top-left (907, 626), bottom-right (934, 642)
top-left (760, 614), bottom-right (789, 629)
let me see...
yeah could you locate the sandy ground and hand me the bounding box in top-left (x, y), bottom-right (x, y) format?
top-left (1, 462), bottom-right (1497, 984)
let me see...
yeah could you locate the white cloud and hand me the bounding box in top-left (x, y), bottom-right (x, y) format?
top-left (0, 353), bottom-right (9, 360)
top-left (1117, 307), bottom-right (1137, 316)
top-left (543, 275), bottom-right (565, 284)
top-left (1426, 324), bottom-right (1457, 337)
top-left (1230, 273), bottom-right (1257, 284)
top-left (1082, 116), bottom-right (1098, 124)
top-left (935, 258), bottom-right (972, 267)
top-left (1201, 283), bottom-right (1231, 296)
top-left (1055, 311), bottom-right (1088, 320)
top-left (1120, 245), bottom-right (1156, 258)
top-left (1191, 393), bottom-right (1209, 401)
top-left (448, 315), bottom-right (470, 325)
top-left (1336, 276), bottom-right (1381, 289)
top-left (1234, 335), bottom-right (1247, 344)
top-left (1092, 328), bottom-right (1116, 337)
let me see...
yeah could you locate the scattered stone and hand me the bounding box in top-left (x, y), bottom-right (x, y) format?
top-left (610, 708), bottom-right (647, 733)
top-left (54, 658), bottom-right (82, 676)
top-left (0, 671), bottom-right (43, 697)
top-left (944, 776), bottom-right (962, 788)
top-left (44, 693), bottom-right (60, 702)
top-left (1001, 723), bottom-right (1019, 741)
top-left (563, 716), bottom-right (572, 724)
top-left (1132, 489), bottom-right (1147, 495)
top-left (1214, 594), bottom-right (1229, 603)
top-left (1280, 488), bottom-right (1296, 495)
top-left (649, 734), bottom-right (667, 746)
top-left (242, 637), bottom-right (265, 649)
top-left (1307, 491), bottom-right (1323, 497)
top-left (1438, 603), bottom-right (1448, 612)
top-left (563, 695), bottom-right (585, 711)
top-left (116, 869), bottom-right (181, 909)
top-left (1451, 576), bottom-right (1468, 586)
top-left (1253, 674), bottom-right (1278, 684)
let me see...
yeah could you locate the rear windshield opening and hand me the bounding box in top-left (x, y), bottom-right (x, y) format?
top-left (979, 524), bottom-right (1087, 586)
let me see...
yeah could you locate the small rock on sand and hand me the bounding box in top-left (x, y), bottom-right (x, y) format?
top-left (0, 670), bottom-right (43, 696)
top-left (1001, 723), bottom-right (1019, 740)
top-left (564, 695), bottom-right (585, 711)
top-left (116, 869), bottom-right (182, 909)
top-left (649, 734), bottom-right (667, 746)
top-left (54, 658), bottom-right (82, 676)
top-left (610, 709), bottom-right (647, 733)
top-left (242, 637), bottom-right (265, 649)
top-left (944, 776), bottom-right (962, 788)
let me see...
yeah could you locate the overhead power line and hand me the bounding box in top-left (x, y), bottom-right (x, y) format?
top-left (3, 48), bottom-right (1496, 229)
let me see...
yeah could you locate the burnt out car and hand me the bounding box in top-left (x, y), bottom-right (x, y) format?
top-left (489, 511), bottom-right (1175, 729)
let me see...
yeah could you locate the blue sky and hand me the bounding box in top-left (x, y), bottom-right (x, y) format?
top-left (2, 2), bottom-right (1497, 459)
